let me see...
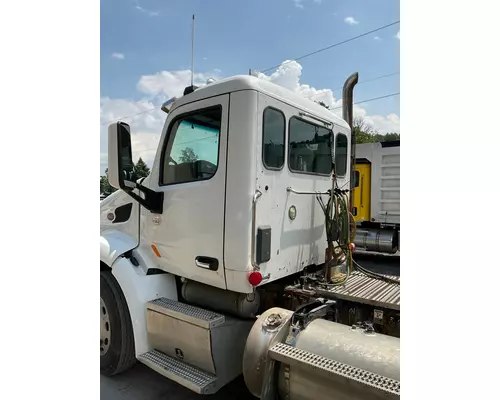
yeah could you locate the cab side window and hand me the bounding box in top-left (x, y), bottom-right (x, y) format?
top-left (160, 106), bottom-right (222, 185)
top-left (288, 117), bottom-right (332, 175)
top-left (262, 107), bottom-right (286, 170)
top-left (334, 133), bottom-right (348, 177)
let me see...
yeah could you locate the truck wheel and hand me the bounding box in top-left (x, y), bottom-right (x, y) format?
top-left (100, 270), bottom-right (136, 376)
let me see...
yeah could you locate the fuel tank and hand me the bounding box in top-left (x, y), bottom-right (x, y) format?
top-left (243, 307), bottom-right (400, 400)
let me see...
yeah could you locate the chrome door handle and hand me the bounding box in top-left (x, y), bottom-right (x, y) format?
top-left (195, 256), bottom-right (219, 271)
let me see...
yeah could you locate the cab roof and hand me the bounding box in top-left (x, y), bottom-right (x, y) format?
top-left (172, 75), bottom-right (350, 131)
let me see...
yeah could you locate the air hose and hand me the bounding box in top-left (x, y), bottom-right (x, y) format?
top-left (317, 189), bottom-right (400, 286)
top-left (317, 188), bottom-right (353, 285)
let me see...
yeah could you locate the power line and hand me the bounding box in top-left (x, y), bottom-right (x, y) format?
top-left (259, 20), bottom-right (400, 73)
top-left (332, 71), bottom-right (399, 92)
top-left (100, 72), bottom-right (399, 126)
top-left (330, 92), bottom-right (400, 110)
top-left (100, 91), bottom-right (400, 148)
top-left (100, 105), bottom-right (162, 126)
top-left (102, 93), bottom-right (399, 160)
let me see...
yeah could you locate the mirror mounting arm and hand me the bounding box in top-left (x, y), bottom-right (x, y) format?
top-left (123, 182), bottom-right (164, 214)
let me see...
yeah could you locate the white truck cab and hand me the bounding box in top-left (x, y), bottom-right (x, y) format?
top-left (100, 73), bottom-right (400, 399)
top-left (102, 75), bottom-right (351, 293)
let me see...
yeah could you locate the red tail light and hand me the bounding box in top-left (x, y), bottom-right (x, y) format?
top-left (248, 271), bottom-right (263, 286)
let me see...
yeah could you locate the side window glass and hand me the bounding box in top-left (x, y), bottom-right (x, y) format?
top-left (354, 170), bottom-right (360, 187)
top-left (262, 107), bottom-right (286, 169)
top-left (161, 106), bottom-right (222, 185)
top-left (289, 117), bottom-right (332, 175)
top-left (334, 133), bottom-right (348, 176)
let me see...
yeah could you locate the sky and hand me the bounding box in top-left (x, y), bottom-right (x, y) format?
top-left (100, 0), bottom-right (400, 174)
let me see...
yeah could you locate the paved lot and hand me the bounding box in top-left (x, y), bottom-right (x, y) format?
top-left (353, 254), bottom-right (400, 276)
top-left (102, 256), bottom-right (399, 399)
top-left (100, 363), bottom-right (255, 400)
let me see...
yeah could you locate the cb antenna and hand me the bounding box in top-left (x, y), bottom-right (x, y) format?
top-left (191, 14), bottom-right (195, 87)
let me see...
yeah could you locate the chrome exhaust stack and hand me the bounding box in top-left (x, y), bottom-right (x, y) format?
top-left (342, 72), bottom-right (359, 213)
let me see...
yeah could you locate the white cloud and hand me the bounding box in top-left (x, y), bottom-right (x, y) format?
top-left (111, 53), bottom-right (124, 60)
top-left (374, 36), bottom-right (382, 41)
top-left (100, 96), bottom-right (165, 174)
top-left (135, 4), bottom-right (159, 17)
top-left (292, 0), bottom-right (304, 9)
top-left (396, 31), bottom-right (400, 40)
top-left (100, 68), bottom-right (222, 173)
top-left (344, 16), bottom-right (359, 25)
top-left (256, 60), bottom-right (399, 133)
top-left (100, 62), bottom-right (399, 173)
top-left (136, 69), bottom-right (220, 98)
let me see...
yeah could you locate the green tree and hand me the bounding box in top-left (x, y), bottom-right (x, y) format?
top-left (132, 157), bottom-right (150, 181)
top-left (100, 158), bottom-right (153, 197)
top-left (315, 103), bottom-right (400, 143)
top-left (179, 147), bottom-right (199, 163)
top-left (100, 168), bottom-right (117, 196)
top-left (353, 117), bottom-right (400, 144)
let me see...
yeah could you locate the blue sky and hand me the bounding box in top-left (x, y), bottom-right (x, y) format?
top-left (100, 0), bottom-right (400, 173)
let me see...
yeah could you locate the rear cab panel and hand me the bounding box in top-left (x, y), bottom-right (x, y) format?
top-left (224, 80), bottom-right (351, 292)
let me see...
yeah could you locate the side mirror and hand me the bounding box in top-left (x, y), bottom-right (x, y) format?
top-left (108, 122), bottom-right (134, 190)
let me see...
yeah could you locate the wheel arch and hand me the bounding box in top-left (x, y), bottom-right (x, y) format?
top-left (100, 230), bottom-right (138, 267)
top-left (100, 255), bottom-right (179, 357)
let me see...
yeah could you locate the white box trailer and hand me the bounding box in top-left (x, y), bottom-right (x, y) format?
top-left (352, 141), bottom-right (400, 254)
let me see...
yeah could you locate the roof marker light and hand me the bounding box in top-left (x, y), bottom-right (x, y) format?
top-left (161, 97), bottom-right (177, 114)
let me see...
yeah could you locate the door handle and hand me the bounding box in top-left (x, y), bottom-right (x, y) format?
top-left (195, 256), bottom-right (219, 271)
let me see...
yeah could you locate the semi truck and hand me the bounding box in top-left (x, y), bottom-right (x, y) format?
top-left (352, 141), bottom-right (400, 255)
top-left (100, 73), bottom-right (400, 399)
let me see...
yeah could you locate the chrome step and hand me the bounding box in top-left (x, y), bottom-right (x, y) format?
top-left (138, 349), bottom-right (218, 394)
top-left (147, 297), bottom-right (225, 329)
top-left (269, 342), bottom-right (400, 397)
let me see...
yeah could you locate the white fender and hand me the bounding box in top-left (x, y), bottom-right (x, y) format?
top-left (101, 230), bottom-right (178, 357)
top-left (109, 256), bottom-right (178, 357)
top-left (100, 230), bottom-right (137, 267)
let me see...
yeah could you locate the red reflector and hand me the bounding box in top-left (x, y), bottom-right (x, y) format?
top-left (248, 271), bottom-right (263, 286)
top-left (349, 242), bottom-right (356, 252)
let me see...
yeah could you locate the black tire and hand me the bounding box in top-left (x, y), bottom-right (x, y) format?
top-left (100, 270), bottom-right (136, 376)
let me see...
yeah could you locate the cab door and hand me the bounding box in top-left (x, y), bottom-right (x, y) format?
top-left (140, 94), bottom-right (229, 290)
top-left (353, 163), bottom-right (371, 222)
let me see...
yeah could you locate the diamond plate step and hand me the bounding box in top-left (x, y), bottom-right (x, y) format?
top-left (138, 349), bottom-right (218, 394)
top-left (269, 342), bottom-right (400, 396)
top-left (147, 297), bottom-right (225, 329)
top-left (318, 271), bottom-right (400, 311)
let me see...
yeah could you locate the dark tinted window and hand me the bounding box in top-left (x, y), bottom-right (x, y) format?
top-left (334, 133), bottom-right (348, 176)
top-left (262, 107), bottom-right (286, 169)
top-left (160, 107), bottom-right (221, 185)
top-left (288, 117), bottom-right (332, 175)
top-left (354, 170), bottom-right (360, 187)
